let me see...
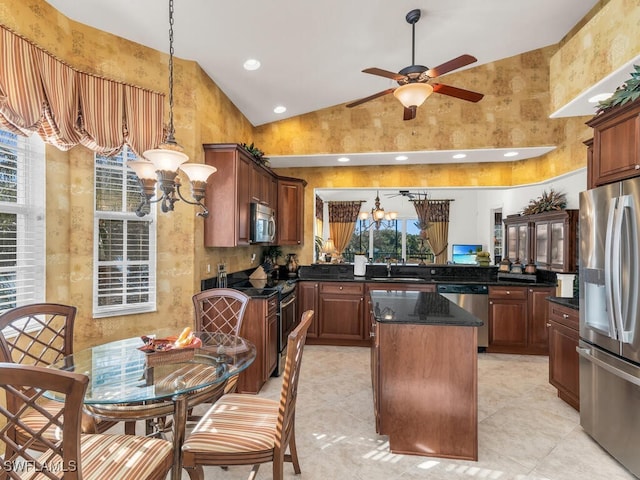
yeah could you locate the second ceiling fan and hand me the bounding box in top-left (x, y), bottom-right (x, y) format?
top-left (346, 9), bottom-right (484, 120)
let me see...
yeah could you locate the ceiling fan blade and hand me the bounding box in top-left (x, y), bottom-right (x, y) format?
top-left (403, 106), bottom-right (417, 121)
top-left (346, 88), bottom-right (395, 108)
top-left (432, 83), bottom-right (484, 102)
top-left (362, 67), bottom-right (406, 81)
top-left (426, 54), bottom-right (478, 78)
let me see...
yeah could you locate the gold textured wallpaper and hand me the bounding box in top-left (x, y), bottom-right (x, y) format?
top-left (0, 0), bottom-right (626, 346)
top-left (550, 0), bottom-right (640, 112)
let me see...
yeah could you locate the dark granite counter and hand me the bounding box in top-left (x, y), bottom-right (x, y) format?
top-left (547, 296), bottom-right (579, 310)
top-left (370, 290), bottom-right (484, 327)
top-left (297, 263), bottom-right (556, 288)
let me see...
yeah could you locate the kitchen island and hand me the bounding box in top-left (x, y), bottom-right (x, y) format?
top-left (370, 289), bottom-right (482, 461)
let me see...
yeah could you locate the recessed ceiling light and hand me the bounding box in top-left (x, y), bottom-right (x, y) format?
top-left (337, 157), bottom-right (350, 163)
top-left (395, 155), bottom-right (408, 161)
top-left (588, 92), bottom-right (613, 103)
top-left (273, 105), bottom-right (286, 114)
top-left (452, 153), bottom-right (467, 159)
top-left (504, 151), bottom-right (519, 157)
top-left (243, 59), bottom-right (261, 71)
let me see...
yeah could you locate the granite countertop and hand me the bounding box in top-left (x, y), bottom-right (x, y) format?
top-left (547, 296), bottom-right (579, 310)
top-left (370, 290), bottom-right (484, 327)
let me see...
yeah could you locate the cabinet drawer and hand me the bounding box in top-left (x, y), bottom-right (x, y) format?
top-left (489, 286), bottom-right (527, 300)
top-left (548, 302), bottom-right (578, 330)
top-left (320, 283), bottom-right (364, 295)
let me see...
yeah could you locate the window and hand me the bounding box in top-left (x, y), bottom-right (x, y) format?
top-left (346, 218), bottom-right (432, 263)
top-left (93, 147), bottom-right (156, 317)
top-left (0, 130), bottom-right (45, 313)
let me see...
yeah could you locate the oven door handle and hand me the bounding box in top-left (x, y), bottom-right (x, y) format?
top-left (280, 295), bottom-right (296, 309)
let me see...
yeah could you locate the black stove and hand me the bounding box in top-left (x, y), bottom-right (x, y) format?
top-left (228, 279), bottom-right (296, 299)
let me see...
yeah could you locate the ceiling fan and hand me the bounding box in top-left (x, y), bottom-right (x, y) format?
top-left (385, 190), bottom-right (425, 199)
top-left (346, 9), bottom-right (484, 120)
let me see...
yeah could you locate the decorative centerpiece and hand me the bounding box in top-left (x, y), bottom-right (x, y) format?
top-left (522, 189), bottom-right (566, 215)
top-left (138, 327), bottom-right (202, 366)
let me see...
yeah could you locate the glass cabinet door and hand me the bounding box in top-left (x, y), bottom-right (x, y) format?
top-left (507, 225), bottom-right (517, 261)
top-left (550, 221), bottom-right (565, 266)
top-left (517, 224), bottom-right (528, 263)
top-left (535, 223), bottom-right (548, 265)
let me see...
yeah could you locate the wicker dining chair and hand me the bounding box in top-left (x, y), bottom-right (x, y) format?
top-left (192, 288), bottom-right (250, 394)
top-left (0, 362), bottom-right (173, 480)
top-left (181, 310), bottom-right (314, 480)
top-left (0, 303), bottom-right (117, 448)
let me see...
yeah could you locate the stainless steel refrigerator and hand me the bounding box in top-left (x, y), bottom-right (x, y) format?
top-left (579, 177), bottom-right (640, 477)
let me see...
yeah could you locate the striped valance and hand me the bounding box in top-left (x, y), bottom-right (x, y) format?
top-left (0, 25), bottom-right (164, 157)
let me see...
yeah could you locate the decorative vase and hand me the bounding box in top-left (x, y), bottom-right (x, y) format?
top-left (286, 254), bottom-right (299, 276)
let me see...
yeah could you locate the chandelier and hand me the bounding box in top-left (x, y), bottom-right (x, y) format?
top-left (359, 191), bottom-right (398, 230)
top-left (128, 0), bottom-right (216, 218)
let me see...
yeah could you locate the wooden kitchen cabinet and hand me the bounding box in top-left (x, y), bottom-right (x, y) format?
top-left (297, 281), bottom-right (319, 339)
top-left (547, 301), bottom-right (580, 410)
top-left (488, 285), bottom-right (554, 355)
top-left (318, 282), bottom-right (365, 344)
top-left (236, 295), bottom-right (278, 394)
top-left (488, 286), bottom-right (528, 349)
top-left (277, 177), bottom-right (306, 246)
top-left (533, 210), bottom-right (578, 272)
top-left (503, 216), bottom-right (531, 264)
top-left (203, 143), bottom-right (254, 247)
top-left (587, 99), bottom-right (640, 187)
top-left (250, 165), bottom-right (275, 207)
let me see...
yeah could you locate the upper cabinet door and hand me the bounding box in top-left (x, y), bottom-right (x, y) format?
top-left (277, 177), bottom-right (306, 245)
top-left (587, 100), bottom-right (640, 187)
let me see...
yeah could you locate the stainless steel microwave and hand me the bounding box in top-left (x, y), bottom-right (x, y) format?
top-left (250, 203), bottom-right (276, 243)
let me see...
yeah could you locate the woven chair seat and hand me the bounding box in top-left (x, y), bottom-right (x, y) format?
top-left (21, 434), bottom-right (172, 480)
top-left (183, 394), bottom-right (279, 454)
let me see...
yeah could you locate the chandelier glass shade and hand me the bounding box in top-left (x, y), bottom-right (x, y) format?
top-left (128, 0), bottom-right (216, 218)
top-left (393, 83), bottom-right (434, 108)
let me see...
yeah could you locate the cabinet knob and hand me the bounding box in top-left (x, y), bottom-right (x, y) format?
top-left (562, 313), bottom-right (569, 319)
top-left (635, 165), bottom-right (640, 170)
top-left (489, 301), bottom-right (494, 305)
top-left (339, 286), bottom-right (343, 290)
top-left (546, 323), bottom-right (551, 327)
top-left (506, 291), bottom-right (511, 295)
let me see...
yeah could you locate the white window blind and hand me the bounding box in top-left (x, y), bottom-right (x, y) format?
top-left (93, 147), bottom-right (156, 317)
top-left (0, 130), bottom-right (45, 313)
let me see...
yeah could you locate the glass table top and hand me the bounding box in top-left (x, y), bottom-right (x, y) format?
top-left (48, 332), bottom-right (256, 405)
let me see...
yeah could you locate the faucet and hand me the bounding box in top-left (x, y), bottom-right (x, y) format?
top-left (386, 258), bottom-right (392, 277)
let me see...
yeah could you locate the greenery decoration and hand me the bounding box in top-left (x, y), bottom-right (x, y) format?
top-left (522, 189), bottom-right (567, 215)
top-left (241, 142), bottom-right (266, 162)
top-left (596, 64), bottom-right (640, 114)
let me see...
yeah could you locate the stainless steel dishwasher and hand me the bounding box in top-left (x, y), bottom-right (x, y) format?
top-left (436, 284), bottom-right (489, 350)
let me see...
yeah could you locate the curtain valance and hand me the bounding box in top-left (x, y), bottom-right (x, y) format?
top-left (0, 25), bottom-right (164, 157)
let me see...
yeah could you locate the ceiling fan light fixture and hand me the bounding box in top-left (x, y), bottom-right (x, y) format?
top-left (393, 83), bottom-right (434, 108)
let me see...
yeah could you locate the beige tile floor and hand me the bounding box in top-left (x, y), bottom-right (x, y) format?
top-left (177, 345), bottom-right (636, 480)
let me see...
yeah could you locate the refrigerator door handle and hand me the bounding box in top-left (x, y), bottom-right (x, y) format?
top-left (619, 195), bottom-right (639, 344)
top-left (577, 346), bottom-right (640, 388)
top-left (604, 198), bottom-right (621, 339)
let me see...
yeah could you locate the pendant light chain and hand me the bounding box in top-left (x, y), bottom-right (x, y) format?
top-left (166, 0), bottom-right (176, 144)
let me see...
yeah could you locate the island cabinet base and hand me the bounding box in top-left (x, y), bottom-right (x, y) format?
top-left (374, 322), bottom-right (478, 461)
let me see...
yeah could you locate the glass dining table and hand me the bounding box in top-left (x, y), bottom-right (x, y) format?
top-left (47, 331), bottom-right (256, 480)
